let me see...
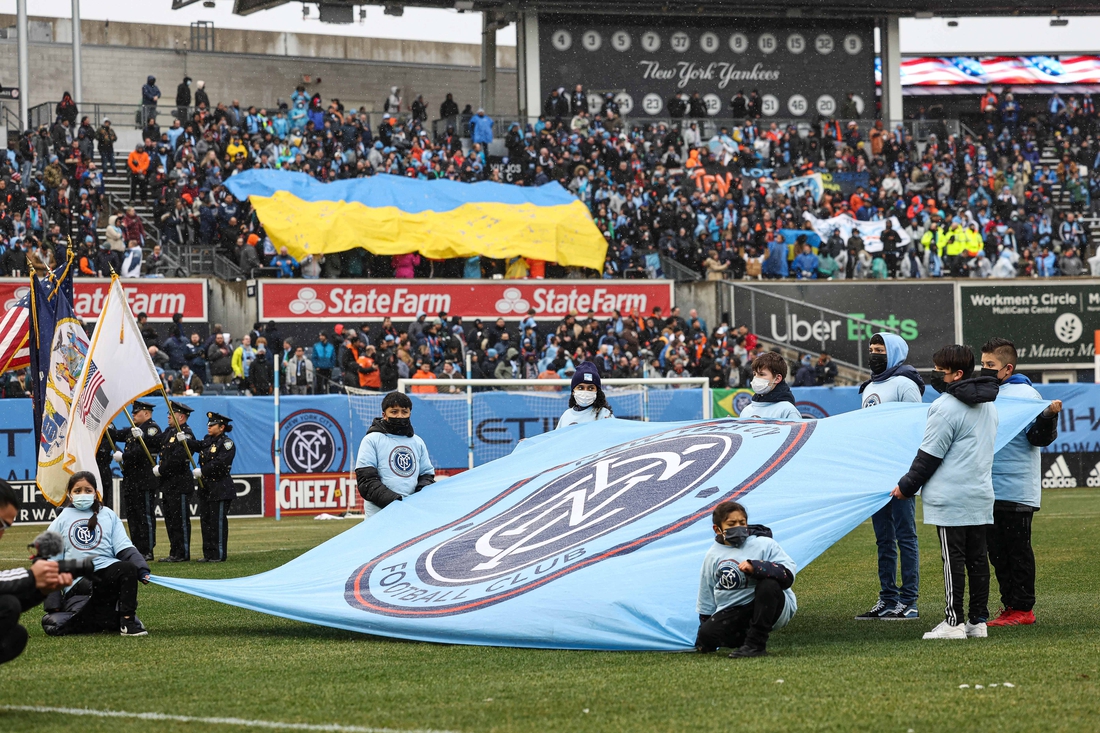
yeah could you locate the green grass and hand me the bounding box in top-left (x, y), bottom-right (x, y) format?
top-left (1, 490), bottom-right (1098, 733)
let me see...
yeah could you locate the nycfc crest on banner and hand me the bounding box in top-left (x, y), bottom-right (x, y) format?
top-left (346, 420), bottom-right (813, 617)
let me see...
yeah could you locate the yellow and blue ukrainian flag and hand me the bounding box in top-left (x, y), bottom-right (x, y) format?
top-left (224, 170), bottom-right (608, 270)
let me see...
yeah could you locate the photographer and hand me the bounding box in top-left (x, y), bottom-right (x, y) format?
top-left (42, 472), bottom-right (151, 637)
top-left (0, 479), bottom-right (73, 665)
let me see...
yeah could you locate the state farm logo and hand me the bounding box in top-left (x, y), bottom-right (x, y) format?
top-left (495, 287), bottom-right (530, 315)
top-left (345, 420), bottom-right (815, 617)
top-left (289, 287), bottom-right (326, 316)
top-left (3, 285), bottom-right (29, 311)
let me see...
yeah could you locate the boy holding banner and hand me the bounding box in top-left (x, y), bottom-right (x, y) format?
top-left (890, 345), bottom-right (999, 640)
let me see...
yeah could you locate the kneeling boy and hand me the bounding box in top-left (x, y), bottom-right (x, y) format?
top-left (696, 501), bottom-right (797, 658)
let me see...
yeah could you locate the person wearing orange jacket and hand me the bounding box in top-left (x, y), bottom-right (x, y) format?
top-left (127, 144), bottom-right (150, 203)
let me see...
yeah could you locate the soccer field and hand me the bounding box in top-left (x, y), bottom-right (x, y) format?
top-left (1, 489), bottom-right (1097, 733)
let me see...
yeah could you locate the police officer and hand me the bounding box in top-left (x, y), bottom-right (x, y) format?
top-left (95, 437), bottom-right (115, 510)
top-left (193, 412), bottom-right (236, 563)
top-left (109, 400), bottom-right (164, 561)
top-left (154, 401), bottom-right (198, 563)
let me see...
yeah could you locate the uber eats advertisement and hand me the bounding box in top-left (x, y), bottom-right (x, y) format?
top-left (729, 282), bottom-right (955, 369)
top-left (960, 282), bottom-right (1100, 368)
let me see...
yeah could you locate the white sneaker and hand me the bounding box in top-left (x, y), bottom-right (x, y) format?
top-left (922, 621), bottom-right (967, 640)
top-left (965, 622), bottom-right (987, 638)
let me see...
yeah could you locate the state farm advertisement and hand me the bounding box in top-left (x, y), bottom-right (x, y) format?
top-left (0, 278), bottom-right (208, 322)
top-left (258, 280), bottom-right (674, 322)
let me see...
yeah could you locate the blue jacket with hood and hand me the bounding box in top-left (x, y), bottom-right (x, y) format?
top-left (859, 332), bottom-right (924, 408)
top-left (992, 375), bottom-right (1050, 508)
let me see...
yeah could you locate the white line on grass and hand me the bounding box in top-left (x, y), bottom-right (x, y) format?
top-left (0, 705), bottom-right (462, 733)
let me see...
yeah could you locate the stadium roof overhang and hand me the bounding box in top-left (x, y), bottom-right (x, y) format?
top-left (173, 0), bottom-right (1100, 18)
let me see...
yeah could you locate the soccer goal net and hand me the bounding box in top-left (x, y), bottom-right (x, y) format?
top-left (348, 377), bottom-right (711, 468)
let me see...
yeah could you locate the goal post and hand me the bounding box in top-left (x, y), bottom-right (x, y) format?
top-left (389, 377), bottom-right (710, 470)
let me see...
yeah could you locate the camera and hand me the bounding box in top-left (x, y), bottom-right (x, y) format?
top-left (28, 531), bottom-right (96, 578)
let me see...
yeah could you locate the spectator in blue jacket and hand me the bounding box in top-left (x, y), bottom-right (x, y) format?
top-left (271, 246), bottom-right (299, 278)
top-left (762, 234), bottom-right (789, 279)
top-left (470, 109), bottom-right (494, 146)
top-left (1036, 247), bottom-right (1057, 277)
top-left (311, 331), bottom-right (336, 394)
top-left (791, 241), bottom-right (819, 279)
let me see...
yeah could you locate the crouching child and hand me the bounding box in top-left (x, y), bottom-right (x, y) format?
top-left (696, 501), bottom-right (797, 658)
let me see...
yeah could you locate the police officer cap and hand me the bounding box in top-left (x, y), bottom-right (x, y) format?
top-left (132, 400), bottom-right (155, 412)
top-left (207, 411), bottom-right (233, 430)
top-left (169, 401), bottom-right (194, 415)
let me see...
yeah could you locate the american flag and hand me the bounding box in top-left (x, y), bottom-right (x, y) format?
top-left (77, 359), bottom-right (106, 424)
top-left (0, 292), bottom-right (30, 376)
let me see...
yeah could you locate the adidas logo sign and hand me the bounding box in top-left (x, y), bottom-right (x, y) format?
top-left (1042, 455), bottom-right (1078, 489)
top-left (1088, 460), bottom-right (1100, 488)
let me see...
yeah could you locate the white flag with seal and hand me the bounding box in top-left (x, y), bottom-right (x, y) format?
top-left (64, 277), bottom-right (163, 482)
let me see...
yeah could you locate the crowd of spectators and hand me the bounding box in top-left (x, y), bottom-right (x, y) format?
top-left (2, 303), bottom-right (842, 400)
top-left (4, 78), bottom-right (1100, 281)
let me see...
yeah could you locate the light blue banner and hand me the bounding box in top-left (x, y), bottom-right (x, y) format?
top-left (152, 398), bottom-right (1048, 650)
top-left (2, 386), bottom-right (1095, 481)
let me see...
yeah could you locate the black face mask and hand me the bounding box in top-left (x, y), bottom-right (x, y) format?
top-left (383, 417), bottom-right (412, 436)
top-left (721, 526), bottom-right (751, 548)
top-left (868, 353), bottom-right (889, 376)
top-left (980, 367), bottom-right (1000, 381)
top-left (930, 372), bottom-right (947, 394)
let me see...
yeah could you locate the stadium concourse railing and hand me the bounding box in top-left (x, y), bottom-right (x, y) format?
top-left (720, 281), bottom-right (900, 376)
top-left (395, 376), bottom-right (710, 470)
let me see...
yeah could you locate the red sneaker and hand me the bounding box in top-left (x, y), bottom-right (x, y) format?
top-left (987, 607), bottom-right (1016, 627)
top-left (1013, 610), bottom-right (1036, 625)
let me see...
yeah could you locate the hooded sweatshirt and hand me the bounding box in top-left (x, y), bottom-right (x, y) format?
top-left (902, 375), bottom-right (999, 527)
top-left (697, 524), bottom-right (798, 628)
top-left (739, 380), bottom-right (801, 420)
top-left (992, 374), bottom-right (1057, 509)
top-left (354, 417), bottom-right (434, 518)
top-left (859, 332), bottom-right (925, 407)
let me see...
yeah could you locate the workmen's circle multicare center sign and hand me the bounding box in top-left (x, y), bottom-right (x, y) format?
top-left (345, 419), bottom-right (813, 616)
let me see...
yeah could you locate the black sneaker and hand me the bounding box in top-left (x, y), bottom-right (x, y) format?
top-left (120, 617), bottom-right (148, 636)
top-left (143, 553), bottom-right (154, 562)
top-left (881, 602), bottom-right (920, 621)
top-left (157, 556), bottom-right (185, 563)
top-left (855, 600), bottom-right (891, 620)
top-left (729, 644), bottom-right (768, 659)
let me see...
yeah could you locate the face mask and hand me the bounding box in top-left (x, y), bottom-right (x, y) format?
top-left (868, 353), bottom-right (889, 376)
top-left (722, 526), bottom-right (751, 548)
top-left (980, 367), bottom-right (1000, 381)
top-left (930, 372), bottom-right (948, 394)
top-left (71, 494), bottom-right (95, 511)
top-left (573, 389), bottom-right (597, 407)
top-left (384, 417), bottom-right (412, 434)
top-left (750, 376), bottom-right (774, 395)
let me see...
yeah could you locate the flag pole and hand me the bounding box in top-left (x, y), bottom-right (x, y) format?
top-left (121, 406), bottom-right (157, 468)
top-left (157, 386), bottom-right (205, 490)
top-left (274, 354), bottom-right (281, 522)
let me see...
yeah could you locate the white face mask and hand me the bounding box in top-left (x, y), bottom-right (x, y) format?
top-left (751, 376), bottom-right (775, 395)
top-left (71, 494), bottom-right (95, 511)
top-left (573, 389), bottom-right (597, 407)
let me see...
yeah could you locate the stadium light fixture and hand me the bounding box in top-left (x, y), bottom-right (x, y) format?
top-left (455, 0), bottom-right (474, 9)
top-left (384, 3), bottom-right (404, 15)
top-left (1050, 17), bottom-right (1069, 26)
